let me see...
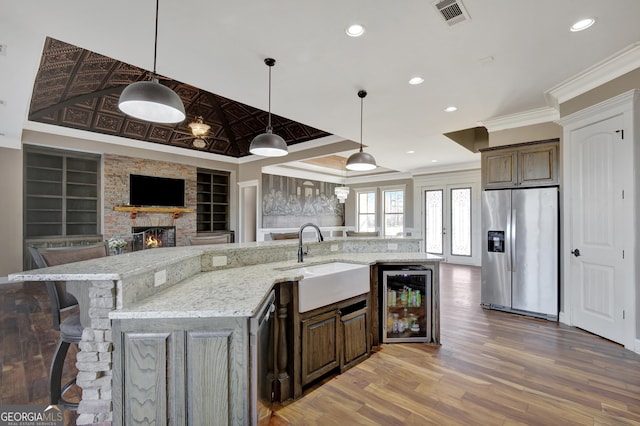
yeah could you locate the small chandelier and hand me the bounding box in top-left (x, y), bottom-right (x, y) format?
top-left (334, 185), bottom-right (350, 203)
top-left (118, 0), bottom-right (185, 124)
top-left (346, 90), bottom-right (377, 171)
top-left (188, 116), bottom-right (211, 137)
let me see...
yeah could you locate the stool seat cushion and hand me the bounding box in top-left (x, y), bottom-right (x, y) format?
top-left (60, 313), bottom-right (83, 340)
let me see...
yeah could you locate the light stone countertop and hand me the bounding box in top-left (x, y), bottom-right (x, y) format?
top-left (7, 237), bottom-right (421, 282)
top-left (8, 237), bottom-right (439, 320)
top-left (109, 252), bottom-right (441, 320)
top-left (8, 246), bottom-right (204, 281)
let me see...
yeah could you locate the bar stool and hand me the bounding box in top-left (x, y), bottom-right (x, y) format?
top-left (27, 243), bottom-right (108, 410)
top-left (184, 234), bottom-right (231, 245)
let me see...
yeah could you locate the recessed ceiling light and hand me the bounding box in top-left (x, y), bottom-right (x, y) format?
top-left (408, 77), bottom-right (424, 85)
top-left (444, 106), bottom-right (457, 112)
top-left (346, 24), bottom-right (365, 37)
top-left (407, 150), bottom-right (415, 154)
top-left (431, 159), bottom-right (438, 163)
top-left (571, 18), bottom-right (596, 32)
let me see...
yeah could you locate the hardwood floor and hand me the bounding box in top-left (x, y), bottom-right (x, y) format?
top-left (0, 280), bottom-right (79, 425)
top-left (2, 264), bottom-right (639, 425)
top-left (270, 264), bottom-right (640, 425)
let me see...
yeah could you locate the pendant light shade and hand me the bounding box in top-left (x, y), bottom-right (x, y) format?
top-left (346, 90), bottom-right (377, 171)
top-left (346, 150), bottom-right (377, 171)
top-left (118, 0), bottom-right (185, 124)
top-left (119, 78), bottom-right (185, 123)
top-left (250, 58), bottom-right (288, 157)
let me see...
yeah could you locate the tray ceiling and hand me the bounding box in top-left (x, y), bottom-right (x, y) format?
top-left (28, 37), bottom-right (330, 158)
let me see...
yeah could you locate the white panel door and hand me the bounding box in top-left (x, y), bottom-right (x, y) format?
top-left (569, 115), bottom-right (629, 344)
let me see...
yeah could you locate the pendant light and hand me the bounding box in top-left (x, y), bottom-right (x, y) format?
top-left (346, 90), bottom-right (377, 171)
top-left (118, 0), bottom-right (186, 124)
top-left (249, 58), bottom-right (288, 157)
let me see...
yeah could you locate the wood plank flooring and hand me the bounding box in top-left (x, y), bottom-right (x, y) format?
top-left (0, 280), bottom-right (79, 425)
top-left (2, 264), bottom-right (640, 425)
top-left (270, 264), bottom-right (640, 425)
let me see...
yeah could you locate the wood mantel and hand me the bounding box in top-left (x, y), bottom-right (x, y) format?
top-left (114, 206), bottom-right (194, 219)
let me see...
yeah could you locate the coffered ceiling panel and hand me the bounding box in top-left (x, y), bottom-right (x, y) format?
top-left (28, 37), bottom-right (330, 158)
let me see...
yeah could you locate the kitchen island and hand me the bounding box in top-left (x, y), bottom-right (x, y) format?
top-left (9, 237), bottom-right (440, 425)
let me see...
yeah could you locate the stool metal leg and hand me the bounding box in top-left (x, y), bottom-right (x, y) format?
top-left (50, 338), bottom-right (79, 410)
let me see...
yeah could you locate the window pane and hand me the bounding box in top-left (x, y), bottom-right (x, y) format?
top-left (358, 192), bottom-right (376, 232)
top-left (383, 190), bottom-right (404, 236)
top-left (384, 191), bottom-right (403, 213)
top-left (451, 187), bottom-right (471, 256)
top-left (359, 214), bottom-right (375, 232)
top-left (425, 190), bottom-right (443, 254)
top-left (359, 192), bottom-right (375, 213)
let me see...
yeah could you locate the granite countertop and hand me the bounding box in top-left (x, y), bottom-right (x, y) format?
top-left (109, 252), bottom-right (440, 320)
top-left (8, 246), bottom-right (203, 281)
top-left (8, 237), bottom-right (439, 321)
top-left (8, 236), bottom-right (422, 282)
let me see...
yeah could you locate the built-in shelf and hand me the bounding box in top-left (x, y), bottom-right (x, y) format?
top-left (114, 206), bottom-right (195, 219)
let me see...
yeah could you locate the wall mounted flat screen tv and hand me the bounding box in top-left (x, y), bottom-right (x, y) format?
top-left (129, 174), bottom-right (185, 207)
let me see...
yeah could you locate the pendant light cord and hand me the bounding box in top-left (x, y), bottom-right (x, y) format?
top-left (360, 95), bottom-right (364, 153)
top-left (267, 64), bottom-right (272, 130)
top-left (152, 0), bottom-right (159, 75)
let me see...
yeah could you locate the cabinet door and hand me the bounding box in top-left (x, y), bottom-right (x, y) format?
top-left (301, 310), bottom-right (340, 385)
top-left (113, 318), bottom-right (246, 426)
top-left (518, 143), bottom-right (558, 187)
top-left (340, 307), bottom-right (369, 372)
top-left (482, 150), bottom-right (517, 189)
top-left (120, 331), bottom-right (175, 425)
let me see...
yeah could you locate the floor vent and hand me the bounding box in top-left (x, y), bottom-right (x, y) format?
top-left (433, 0), bottom-right (470, 26)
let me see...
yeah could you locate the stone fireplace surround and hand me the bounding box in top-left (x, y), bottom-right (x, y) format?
top-left (103, 154), bottom-right (197, 245)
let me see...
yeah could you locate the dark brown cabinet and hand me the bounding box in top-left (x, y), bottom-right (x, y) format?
top-left (196, 170), bottom-right (230, 233)
top-left (340, 305), bottom-right (369, 371)
top-left (301, 310), bottom-right (340, 385)
top-left (481, 140), bottom-right (559, 189)
top-left (298, 294), bottom-right (371, 388)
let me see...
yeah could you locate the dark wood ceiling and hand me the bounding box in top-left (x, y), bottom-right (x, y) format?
top-left (28, 37), bottom-right (330, 158)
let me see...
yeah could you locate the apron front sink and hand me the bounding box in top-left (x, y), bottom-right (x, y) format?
top-left (296, 262), bottom-right (370, 312)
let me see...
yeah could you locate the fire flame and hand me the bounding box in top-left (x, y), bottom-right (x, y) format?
top-left (146, 235), bottom-right (162, 248)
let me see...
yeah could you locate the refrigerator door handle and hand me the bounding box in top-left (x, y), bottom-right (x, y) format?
top-left (505, 208), bottom-right (512, 272)
top-left (511, 208), bottom-right (517, 272)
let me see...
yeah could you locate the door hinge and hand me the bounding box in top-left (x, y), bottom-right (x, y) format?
top-left (622, 250), bottom-right (625, 259)
top-left (615, 129), bottom-right (624, 139)
top-left (623, 310), bottom-right (625, 320)
top-left (622, 190), bottom-right (625, 200)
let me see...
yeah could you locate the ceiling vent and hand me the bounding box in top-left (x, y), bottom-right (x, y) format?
top-left (433, 0), bottom-right (470, 26)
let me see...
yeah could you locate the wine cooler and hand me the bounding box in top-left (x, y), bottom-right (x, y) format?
top-left (382, 268), bottom-right (432, 343)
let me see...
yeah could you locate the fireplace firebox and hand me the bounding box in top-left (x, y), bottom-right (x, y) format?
top-left (131, 226), bottom-right (176, 251)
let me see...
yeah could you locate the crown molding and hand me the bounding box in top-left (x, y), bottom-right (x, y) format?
top-left (262, 164), bottom-right (345, 184)
top-left (23, 121), bottom-right (241, 164)
top-left (545, 41), bottom-right (640, 108)
top-left (481, 107), bottom-right (559, 132)
top-left (557, 89), bottom-right (640, 127)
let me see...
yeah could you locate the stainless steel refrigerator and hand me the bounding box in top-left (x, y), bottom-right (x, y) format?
top-left (481, 187), bottom-right (559, 320)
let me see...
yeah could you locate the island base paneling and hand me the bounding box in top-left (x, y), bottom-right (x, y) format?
top-left (112, 317), bottom-right (248, 426)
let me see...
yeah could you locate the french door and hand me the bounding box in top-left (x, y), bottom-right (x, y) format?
top-left (424, 185), bottom-right (473, 264)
